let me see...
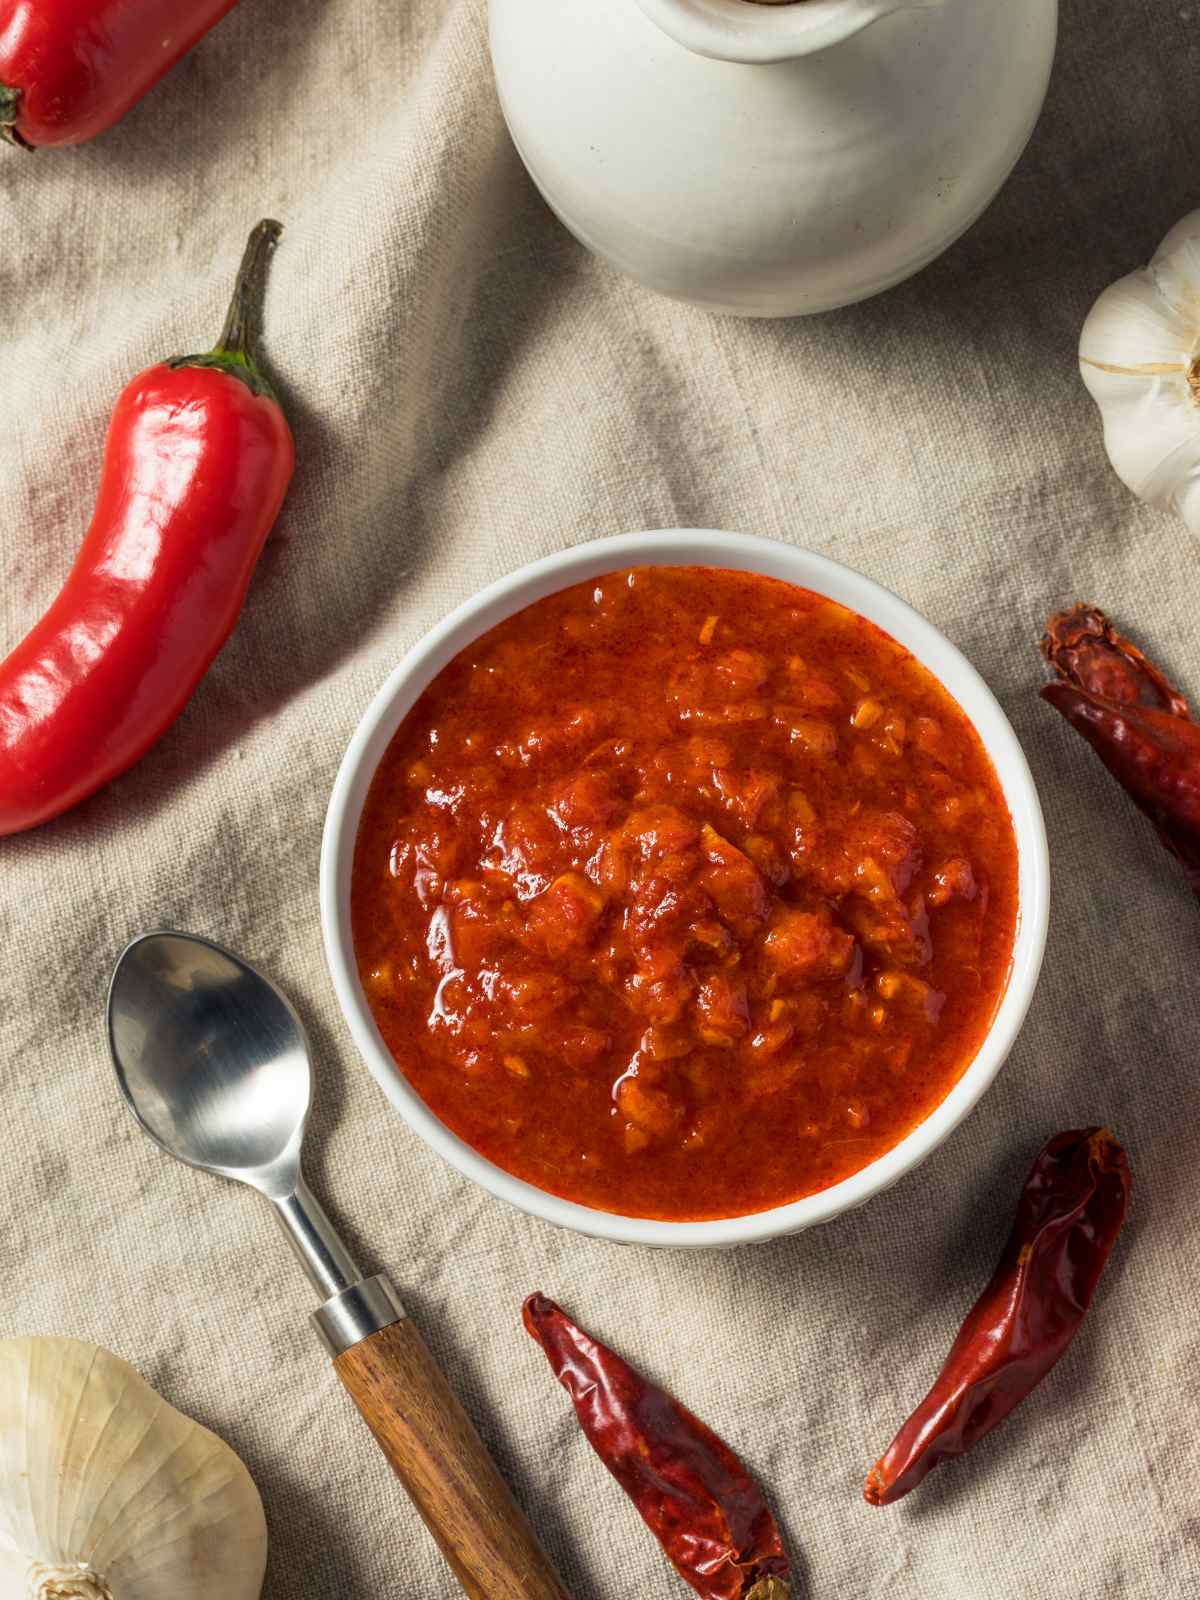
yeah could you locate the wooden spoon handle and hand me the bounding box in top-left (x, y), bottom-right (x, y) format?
top-left (334, 1316), bottom-right (571, 1600)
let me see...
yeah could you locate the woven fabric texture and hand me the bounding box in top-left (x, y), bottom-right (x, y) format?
top-left (1, 0), bottom-right (1197, 1594)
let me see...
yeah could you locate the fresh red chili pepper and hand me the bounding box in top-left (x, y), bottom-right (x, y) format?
top-left (523, 1293), bottom-right (789, 1600)
top-left (1041, 605), bottom-right (1200, 895)
top-left (0, 219), bottom-right (293, 836)
top-left (0, 0), bottom-right (240, 149)
top-left (864, 1127), bottom-right (1130, 1506)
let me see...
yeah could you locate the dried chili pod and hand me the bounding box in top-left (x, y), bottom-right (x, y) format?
top-left (523, 1294), bottom-right (789, 1600)
top-left (865, 1127), bottom-right (1130, 1506)
top-left (1041, 605), bottom-right (1200, 894)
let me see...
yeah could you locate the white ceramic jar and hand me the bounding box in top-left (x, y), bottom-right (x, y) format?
top-left (489, 0), bottom-right (1058, 316)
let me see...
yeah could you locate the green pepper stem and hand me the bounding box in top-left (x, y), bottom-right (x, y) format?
top-left (214, 218), bottom-right (283, 367)
top-left (0, 84), bottom-right (30, 150)
top-left (169, 219), bottom-right (284, 400)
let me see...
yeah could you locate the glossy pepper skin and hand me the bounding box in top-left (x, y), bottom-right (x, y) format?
top-left (523, 1294), bottom-right (789, 1600)
top-left (0, 0), bottom-right (239, 148)
top-left (1041, 605), bottom-right (1200, 895)
top-left (864, 1128), bottom-right (1130, 1506)
top-left (0, 220), bottom-right (293, 836)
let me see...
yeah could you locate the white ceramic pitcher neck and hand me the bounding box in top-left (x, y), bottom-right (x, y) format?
top-left (635, 0), bottom-right (938, 63)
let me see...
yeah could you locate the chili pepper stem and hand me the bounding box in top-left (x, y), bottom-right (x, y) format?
top-left (215, 219), bottom-right (282, 366)
top-left (747, 1578), bottom-right (790, 1600)
top-left (169, 219), bottom-right (283, 400)
top-left (0, 85), bottom-right (30, 150)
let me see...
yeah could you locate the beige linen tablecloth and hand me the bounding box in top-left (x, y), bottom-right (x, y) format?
top-left (2, 1), bottom-right (1198, 1594)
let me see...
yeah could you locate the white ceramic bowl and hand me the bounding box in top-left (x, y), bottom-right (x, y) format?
top-left (321, 531), bottom-right (1049, 1247)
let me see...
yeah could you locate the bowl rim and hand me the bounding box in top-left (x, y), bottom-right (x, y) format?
top-left (320, 529), bottom-right (1049, 1248)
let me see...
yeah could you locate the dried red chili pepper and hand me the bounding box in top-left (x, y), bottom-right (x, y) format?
top-left (864, 1127), bottom-right (1130, 1506)
top-left (0, 220), bottom-right (293, 835)
top-left (1041, 605), bottom-right (1200, 894)
top-left (523, 1294), bottom-right (788, 1600)
top-left (0, 0), bottom-right (241, 150)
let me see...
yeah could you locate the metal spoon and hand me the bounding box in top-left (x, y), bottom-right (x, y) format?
top-left (108, 929), bottom-right (569, 1600)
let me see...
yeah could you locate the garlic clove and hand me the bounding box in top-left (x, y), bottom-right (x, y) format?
top-left (1079, 208), bottom-right (1200, 534)
top-left (1143, 210), bottom-right (1200, 326)
top-left (1081, 338), bottom-right (1200, 528)
top-left (0, 1337), bottom-right (266, 1600)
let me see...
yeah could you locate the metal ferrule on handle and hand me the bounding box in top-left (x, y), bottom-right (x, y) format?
top-left (313, 1273), bottom-right (407, 1356)
top-left (270, 1176), bottom-right (406, 1355)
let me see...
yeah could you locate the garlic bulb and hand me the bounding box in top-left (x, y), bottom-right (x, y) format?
top-left (1079, 209), bottom-right (1200, 533)
top-left (0, 1337), bottom-right (267, 1600)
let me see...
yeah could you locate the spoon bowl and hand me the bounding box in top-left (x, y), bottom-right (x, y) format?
top-left (108, 928), bottom-right (361, 1303)
top-left (108, 930), bottom-right (311, 1199)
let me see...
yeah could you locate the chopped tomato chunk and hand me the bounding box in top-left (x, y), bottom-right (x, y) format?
top-left (620, 805), bottom-right (701, 861)
top-left (927, 856), bottom-right (978, 908)
top-left (525, 872), bottom-right (606, 956)
top-left (694, 973), bottom-right (750, 1045)
top-left (712, 768), bottom-right (780, 829)
top-left (761, 907), bottom-right (855, 985)
top-left (617, 1073), bottom-right (680, 1136)
top-left (698, 825), bottom-right (768, 932)
top-left (548, 772), bottom-right (619, 832)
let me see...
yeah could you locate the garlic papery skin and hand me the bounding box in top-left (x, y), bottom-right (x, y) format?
top-left (26, 1565), bottom-right (112, 1599)
top-left (0, 1338), bottom-right (267, 1600)
top-left (1079, 209), bottom-right (1200, 534)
